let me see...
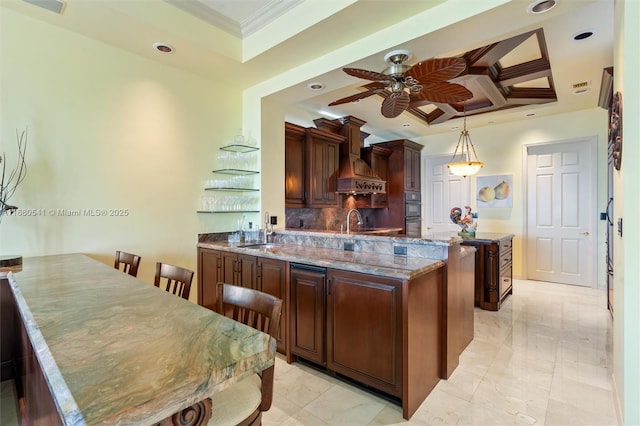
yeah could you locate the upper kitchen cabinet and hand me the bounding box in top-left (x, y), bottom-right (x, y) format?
top-left (372, 139), bottom-right (424, 237)
top-left (285, 122), bottom-right (345, 208)
top-left (285, 122), bottom-right (306, 207)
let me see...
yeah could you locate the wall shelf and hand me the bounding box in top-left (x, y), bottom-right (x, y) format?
top-left (220, 144), bottom-right (259, 153)
top-left (205, 187), bottom-right (260, 192)
top-left (211, 169), bottom-right (259, 175)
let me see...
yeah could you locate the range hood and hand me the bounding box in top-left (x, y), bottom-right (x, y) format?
top-left (313, 116), bottom-right (386, 195)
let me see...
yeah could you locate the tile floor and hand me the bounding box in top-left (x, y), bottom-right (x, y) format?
top-left (0, 279), bottom-right (618, 425)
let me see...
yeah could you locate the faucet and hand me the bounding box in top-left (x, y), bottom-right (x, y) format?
top-left (346, 208), bottom-right (363, 234)
top-left (262, 211), bottom-right (273, 243)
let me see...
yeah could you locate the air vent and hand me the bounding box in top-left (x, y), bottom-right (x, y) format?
top-left (572, 81), bottom-right (592, 94)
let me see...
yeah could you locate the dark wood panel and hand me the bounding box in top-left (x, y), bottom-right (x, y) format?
top-left (197, 248), bottom-right (221, 311)
top-left (285, 122), bottom-right (306, 207)
top-left (258, 257), bottom-right (288, 353)
top-left (290, 268), bottom-right (325, 365)
top-left (326, 270), bottom-right (402, 397)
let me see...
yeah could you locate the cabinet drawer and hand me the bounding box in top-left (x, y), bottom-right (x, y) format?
top-left (499, 239), bottom-right (512, 255)
top-left (500, 250), bottom-right (512, 269)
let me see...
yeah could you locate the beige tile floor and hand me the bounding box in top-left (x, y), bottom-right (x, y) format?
top-left (264, 279), bottom-right (618, 425)
top-left (1, 279), bottom-right (618, 425)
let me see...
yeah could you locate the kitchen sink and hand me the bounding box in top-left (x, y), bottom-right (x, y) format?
top-left (239, 243), bottom-right (284, 250)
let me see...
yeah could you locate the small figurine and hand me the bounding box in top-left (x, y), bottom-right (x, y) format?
top-left (450, 206), bottom-right (477, 237)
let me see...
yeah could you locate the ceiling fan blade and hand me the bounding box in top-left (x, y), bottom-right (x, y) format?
top-left (343, 68), bottom-right (393, 83)
top-left (328, 89), bottom-right (380, 106)
top-left (405, 57), bottom-right (467, 85)
top-left (411, 82), bottom-right (473, 104)
top-left (381, 91), bottom-right (410, 118)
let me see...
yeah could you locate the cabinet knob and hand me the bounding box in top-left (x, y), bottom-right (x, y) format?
top-left (581, 231), bottom-right (590, 236)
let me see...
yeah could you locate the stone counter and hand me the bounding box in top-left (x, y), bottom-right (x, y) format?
top-left (6, 254), bottom-right (276, 425)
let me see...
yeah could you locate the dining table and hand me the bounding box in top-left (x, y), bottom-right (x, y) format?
top-left (3, 253), bottom-right (276, 425)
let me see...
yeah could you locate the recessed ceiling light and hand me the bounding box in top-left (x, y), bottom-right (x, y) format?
top-left (527, 0), bottom-right (558, 14)
top-left (573, 87), bottom-right (591, 95)
top-left (451, 125), bottom-right (460, 130)
top-left (402, 123), bottom-right (411, 127)
top-left (573, 30), bottom-right (594, 41)
top-left (153, 42), bottom-right (174, 54)
top-left (308, 82), bottom-right (324, 91)
top-left (525, 112), bottom-right (536, 117)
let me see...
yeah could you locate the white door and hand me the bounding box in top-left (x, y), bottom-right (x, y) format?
top-left (526, 138), bottom-right (596, 286)
top-left (424, 155), bottom-right (470, 233)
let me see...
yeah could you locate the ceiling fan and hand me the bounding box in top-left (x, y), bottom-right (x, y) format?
top-left (329, 50), bottom-right (473, 118)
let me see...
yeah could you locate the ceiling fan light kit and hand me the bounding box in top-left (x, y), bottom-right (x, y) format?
top-left (329, 50), bottom-right (472, 119)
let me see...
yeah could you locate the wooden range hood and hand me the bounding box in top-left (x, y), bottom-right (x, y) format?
top-left (313, 116), bottom-right (386, 195)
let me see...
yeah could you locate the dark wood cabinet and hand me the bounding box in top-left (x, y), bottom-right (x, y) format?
top-left (222, 252), bottom-right (257, 289)
top-left (326, 269), bottom-right (402, 397)
top-left (289, 264), bottom-right (326, 365)
top-left (257, 257), bottom-right (288, 353)
top-left (285, 123), bottom-right (345, 208)
top-left (371, 139), bottom-right (424, 236)
top-left (285, 122), bottom-right (306, 207)
top-left (306, 127), bottom-right (342, 207)
top-left (461, 234), bottom-right (513, 311)
top-left (197, 248), bottom-right (222, 311)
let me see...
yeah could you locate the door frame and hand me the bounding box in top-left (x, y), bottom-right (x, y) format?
top-left (521, 135), bottom-right (599, 286)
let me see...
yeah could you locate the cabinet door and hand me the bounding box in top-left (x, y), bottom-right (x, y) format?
top-left (221, 251), bottom-right (238, 285)
top-left (309, 139), bottom-right (339, 207)
top-left (285, 122), bottom-right (306, 207)
top-left (326, 269), bottom-right (402, 397)
top-left (197, 248), bottom-right (221, 311)
top-left (290, 268), bottom-right (325, 365)
top-left (238, 254), bottom-right (257, 289)
top-left (404, 147), bottom-right (421, 191)
top-left (258, 257), bottom-right (287, 353)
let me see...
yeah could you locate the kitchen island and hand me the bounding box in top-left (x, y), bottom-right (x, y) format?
top-left (197, 229), bottom-right (475, 419)
top-left (4, 254), bottom-right (276, 425)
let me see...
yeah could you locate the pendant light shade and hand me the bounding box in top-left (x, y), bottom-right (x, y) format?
top-left (447, 114), bottom-right (483, 177)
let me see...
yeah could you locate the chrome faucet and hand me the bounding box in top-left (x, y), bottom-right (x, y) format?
top-left (346, 208), bottom-right (363, 234)
top-left (262, 211), bottom-right (273, 243)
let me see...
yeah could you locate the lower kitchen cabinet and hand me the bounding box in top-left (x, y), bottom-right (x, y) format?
top-left (257, 257), bottom-right (288, 353)
top-left (198, 248), bottom-right (288, 353)
top-left (221, 251), bottom-right (257, 288)
top-left (290, 264), bottom-right (326, 365)
top-left (327, 269), bottom-right (402, 397)
top-left (197, 247), bottom-right (222, 311)
top-left (461, 234), bottom-right (514, 311)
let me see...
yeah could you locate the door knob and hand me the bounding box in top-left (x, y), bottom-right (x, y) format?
top-left (582, 231), bottom-right (590, 236)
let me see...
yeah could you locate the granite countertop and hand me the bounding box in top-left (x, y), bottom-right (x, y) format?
top-left (458, 232), bottom-right (515, 243)
top-left (7, 254), bottom-right (276, 425)
top-left (198, 241), bottom-right (444, 280)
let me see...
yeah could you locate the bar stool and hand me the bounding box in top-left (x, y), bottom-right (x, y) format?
top-left (154, 262), bottom-right (194, 300)
top-left (114, 251), bottom-right (141, 277)
top-left (210, 283), bottom-right (282, 425)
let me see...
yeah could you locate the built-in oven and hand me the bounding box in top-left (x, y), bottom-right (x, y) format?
top-left (404, 191), bottom-right (421, 237)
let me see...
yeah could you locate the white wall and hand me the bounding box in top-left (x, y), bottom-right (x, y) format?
top-left (0, 9), bottom-right (244, 301)
top-left (414, 108), bottom-right (609, 284)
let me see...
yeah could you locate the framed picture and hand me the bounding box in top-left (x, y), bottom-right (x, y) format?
top-left (476, 174), bottom-right (513, 208)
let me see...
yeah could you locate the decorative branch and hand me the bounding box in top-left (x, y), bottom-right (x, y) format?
top-left (0, 127), bottom-right (28, 220)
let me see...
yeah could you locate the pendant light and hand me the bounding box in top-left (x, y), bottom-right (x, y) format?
top-left (447, 106), bottom-right (483, 177)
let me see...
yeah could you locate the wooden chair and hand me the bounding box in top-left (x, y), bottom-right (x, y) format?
top-left (212, 283), bottom-right (283, 426)
top-left (153, 262), bottom-right (194, 300)
top-left (114, 251), bottom-right (141, 277)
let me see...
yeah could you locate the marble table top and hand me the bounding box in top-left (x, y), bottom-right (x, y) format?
top-left (7, 254), bottom-right (276, 425)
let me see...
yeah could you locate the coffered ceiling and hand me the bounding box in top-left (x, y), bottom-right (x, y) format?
top-left (3, 0), bottom-right (614, 140)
